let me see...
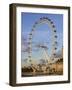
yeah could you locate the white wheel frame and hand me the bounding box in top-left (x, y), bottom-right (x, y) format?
top-left (28, 17), bottom-right (58, 64)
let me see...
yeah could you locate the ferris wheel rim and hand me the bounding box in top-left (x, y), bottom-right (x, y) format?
top-left (28, 17), bottom-right (58, 63)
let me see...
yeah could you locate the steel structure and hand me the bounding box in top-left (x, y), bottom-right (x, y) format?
top-left (28, 17), bottom-right (58, 64)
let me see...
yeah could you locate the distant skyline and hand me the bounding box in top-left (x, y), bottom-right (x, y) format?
top-left (21, 12), bottom-right (63, 66)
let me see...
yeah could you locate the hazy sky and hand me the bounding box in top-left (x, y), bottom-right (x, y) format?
top-left (21, 12), bottom-right (63, 65)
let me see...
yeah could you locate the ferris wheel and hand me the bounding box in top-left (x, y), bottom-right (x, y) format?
top-left (27, 17), bottom-right (58, 65)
